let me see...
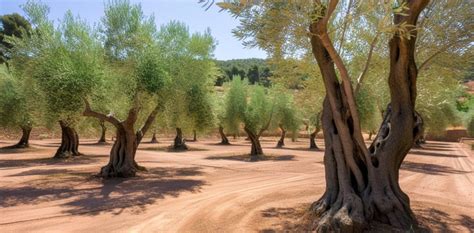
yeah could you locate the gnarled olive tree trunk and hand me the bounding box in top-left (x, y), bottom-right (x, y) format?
top-left (54, 121), bottom-right (81, 158)
top-left (276, 124), bottom-right (286, 148)
top-left (309, 128), bottom-right (319, 150)
top-left (173, 127), bottom-right (188, 150)
top-left (218, 125), bottom-right (230, 145)
top-left (98, 120), bottom-right (107, 144)
top-left (100, 124), bottom-right (139, 177)
top-left (84, 100), bottom-right (161, 178)
top-left (309, 1), bottom-right (428, 232)
top-left (192, 129), bottom-right (197, 141)
top-left (13, 124), bottom-right (32, 148)
top-left (150, 131), bottom-right (158, 143)
top-left (244, 126), bottom-right (263, 161)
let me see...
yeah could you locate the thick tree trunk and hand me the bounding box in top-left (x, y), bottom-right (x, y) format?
top-left (173, 127), bottom-right (188, 150)
top-left (309, 1), bottom-right (428, 232)
top-left (100, 125), bottom-right (139, 177)
top-left (218, 125), bottom-right (230, 145)
top-left (276, 124), bottom-right (286, 148)
top-left (150, 131), bottom-right (158, 143)
top-left (98, 120), bottom-right (107, 144)
top-left (244, 127), bottom-right (263, 161)
top-left (54, 121), bottom-right (81, 159)
top-left (310, 128), bottom-right (319, 150)
top-left (13, 125), bottom-right (32, 148)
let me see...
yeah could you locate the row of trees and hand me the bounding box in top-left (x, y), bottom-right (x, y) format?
top-left (0, 0), bottom-right (315, 177)
top-left (215, 58), bottom-right (272, 86)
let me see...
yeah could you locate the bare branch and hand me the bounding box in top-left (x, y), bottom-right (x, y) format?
top-left (83, 98), bottom-right (121, 127)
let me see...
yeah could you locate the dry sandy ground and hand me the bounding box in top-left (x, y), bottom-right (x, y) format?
top-left (0, 137), bottom-right (472, 233)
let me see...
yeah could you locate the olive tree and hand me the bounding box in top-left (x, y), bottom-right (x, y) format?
top-left (82, 0), bottom-right (169, 177)
top-left (158, 21), bottom-right (217, 150)
top-left (0, 65), bottom-right (42, 148)
top-left (218, 0), bottom-right (430, 231)
top-left (9, 2), bottom-right (102, 158)
top-left (270, 86), bottom-right (300, 148)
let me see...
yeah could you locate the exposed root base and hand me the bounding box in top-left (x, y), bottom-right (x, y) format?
top-left (99, 161), bottom-right (148, 178)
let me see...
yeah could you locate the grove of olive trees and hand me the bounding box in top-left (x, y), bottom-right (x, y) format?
top-left (0, 0), bottom-right (472, 232)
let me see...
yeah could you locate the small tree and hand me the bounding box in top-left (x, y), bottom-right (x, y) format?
top-left (158, 21), bottom-right (216, 150)
top-left (223, 76), bottom-right (247, 138)
top-left (271, 87), bottom-right (300, 148)
top-left (0, 65), bottom-right (41, 148)
top-left (243, 85), bottom-right (274, 159)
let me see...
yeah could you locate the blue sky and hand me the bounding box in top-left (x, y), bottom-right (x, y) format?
top-left (0, 0), bottom-right (267, 60)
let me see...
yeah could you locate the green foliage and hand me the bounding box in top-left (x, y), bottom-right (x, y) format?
top-left (32, 11), bottom-right (102, 124)
top-left (215, 58), bottom-right (271, 86)
top-left (356, 87), bottom-right (382, 133)
top-left (223, 76), bottom-right (247, 134)
top-left (468, 117), bottom-right (474, 138)
top-left (0, 68), bottom-right (26, 128)
top-left (244, 85), bottom-right (273, 134)
top-left (270, 86), bottom-right (300, 134)
top-left (0, 13), bottom-right (31, 63)
top-left (159, 21), bottom-right (217, 133)
top-left (136, 47), bottom-right (169, 94)
top-left (101, 0), bottom-right (156, 60)
top-left (186, 84), bottom-right (215, 133)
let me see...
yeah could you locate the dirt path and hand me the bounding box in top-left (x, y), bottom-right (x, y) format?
top-left (0, 138), bottom-right (472, 232)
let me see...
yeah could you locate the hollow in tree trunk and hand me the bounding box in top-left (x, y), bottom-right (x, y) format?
top-left (309, 128), bottom-right (319, 150)
top-left (150, 131), bottom-right (158, 143)
top-left (218, 125), bottom-right (230, 145)
top-left (309, 1), bottom-right (428, 231)
top-left (173, 127), bottom-right (188, 150)
top-left (276, 124), bottom-right (286, 148)
top-left (54, 121), bottom-right (81, 159)
top-left (12, 125), bottom-right (32, 148)
top-left (244, 127), bottom-right (263, 161)
top-left (98, 120), bottom-right (107, 144)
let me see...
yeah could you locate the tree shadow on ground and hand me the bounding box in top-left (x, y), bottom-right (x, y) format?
top-left (0, 167), bottom-right (205, 216)
top-left (413, 207), bottom-right (474, 233)
top-left (206, 154), bottom-right (295, 162)
top-left (409, 150), bottom-right (466, 158)
top-left (400, 161), bottom-right (470, 175)
top-left (0, 155), bottom-right (103, 169)
top-left (0, 146), bottom-right (42, 154)
top-left (280, 147), bottom-right (323, 152)
top-left (258, 205), bottom-right (312, 232)
top-left (139, 146), bottom-right (209, 153)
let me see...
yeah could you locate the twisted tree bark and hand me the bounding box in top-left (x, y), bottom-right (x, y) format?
top-left (173, 127), bottom-right (188, 150)
top-left (309, 128), bottom-right (319, 150)
top-left (308, 1), bottom-right (428, 232)
top-left (98, 120), bottom-right (107, 144)
top-left (83, 99), bottom-right (160, 177)
top-left (12, 124), bottom-right (32, 148)
top-left (54, 121), bottom-right (81, 158)
top-left (276, 124), bottom-right (286, 148)
top-left (150, 131), bottom-right (158, 143)
top-left (244, 126), bottom-right (264, 161)
top-left (218, 125), bottom-right (230, 145)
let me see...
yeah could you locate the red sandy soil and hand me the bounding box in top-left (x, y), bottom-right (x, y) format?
top-left (0, 138), bottom-right (472, 232)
